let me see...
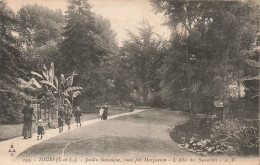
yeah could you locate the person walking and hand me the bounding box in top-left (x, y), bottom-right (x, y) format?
top-left (22, 100), bottom-right (36, 139)
top-left (58, 107), bottom-right (65, 133)
top-left (36, 119), bottom-right (45, 140)
top-left (102, 103), bottom-right (109, 120)
top-left (129, 103), bottom-right (134, 112)
top-left (74, 106), bottom-right (82, 127)
top-left (99, 106), bottom-right (104, 120)
top-left (65, 106), bottom-right (72, 130)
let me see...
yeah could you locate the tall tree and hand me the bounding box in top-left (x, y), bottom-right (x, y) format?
top-left (0, 0), bottom-right (29, 89)
top-left (18, 4), bottom-right (64, 47)
top-left (59, 0), bottom-right (118, 106)
top-left (0, 1), bottom-right (29, 123)
top-left (151, 0), bottom-right (260, 112)
top-left (119, 20), bottom-right (168, 106)
top-left (17, 4), bottom-right (64, 70)
top-left (59, 0), bottom-right (98, 73)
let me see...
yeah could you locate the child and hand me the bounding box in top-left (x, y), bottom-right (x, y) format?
top-left (36, 119), bottom-right (45, 140)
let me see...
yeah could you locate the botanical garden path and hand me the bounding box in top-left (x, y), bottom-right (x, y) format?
top-left (0, 109), bottom-right (147, 164)
top-left (1, 109), bottom-right (256, 165)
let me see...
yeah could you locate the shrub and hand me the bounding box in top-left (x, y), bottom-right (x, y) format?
top-left (212, 119), bottom-right (259, 155)
top-left (0, 92), bottom-right (24, 124)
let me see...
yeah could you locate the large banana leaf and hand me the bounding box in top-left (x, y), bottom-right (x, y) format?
top-left (49, 68), bottom-right (53, 84)
top-left (40, 80), bottom-right (57, 90)
top-left (31, 71), bottom-right (43, 79)
top-left (43, 64), bottom-right (47, 71)
top-left (65, 76), bottom-right (72, 86)
top-left (63, 86), bottom-right (83, 94)
top-left (18, 84), bottom-right (38, 91)
top-left (50, 62), bottom-right (54, 84)
top-left (29, 78), bottom-right (42, 88)
top-left (42, 70), bottom-right (48, 80)
top-left (64, 98), bottom-right (72, 108)
top-left (64, 71), bottom-right (78, 86)
top-left (72, 91), bottom-right (81, 98)
top-left (16, 78), bottom-right (29, 85)
top-left (63, 87), bottom-right (83, 96)
top-left (54, 75), bottom-right (59, 89)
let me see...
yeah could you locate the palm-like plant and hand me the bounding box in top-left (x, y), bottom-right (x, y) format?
top-left (18, 62), bottom-right (83, 122)
top-left (31, 62), bottom-right (58, 92)
top-left (29, 62), bottom-right (59, 122)
top-left (60, 71), bottom-right (83, 112)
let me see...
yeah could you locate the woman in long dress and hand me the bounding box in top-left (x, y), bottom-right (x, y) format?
top-left (22, 100), bottom-right (36, 139)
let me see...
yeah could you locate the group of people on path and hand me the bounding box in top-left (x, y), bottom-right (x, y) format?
top-left (22, 100), bottom-right (83, 139)
top-left (58, 105), bottom-right (82, 133)
top-left (22, 100), bottom-right (112, 140)
top-left (99, 103), bottom-right (109, 120)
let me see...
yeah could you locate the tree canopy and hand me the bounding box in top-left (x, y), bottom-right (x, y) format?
top-left (0, 0), bottom-right (259, 123)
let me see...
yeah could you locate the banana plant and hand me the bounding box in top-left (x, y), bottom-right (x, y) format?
top-left (60, 71), bottom-right (83, 112)
top-left (30, 62), bottom-right (59, 122)
top-left (31, 62), bottom-right (58, 92)
top-left (19, 62), bottom-right (83, 121)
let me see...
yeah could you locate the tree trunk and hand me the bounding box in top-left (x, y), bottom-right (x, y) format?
top-left (48, 105), bottom-right (52, 123)
top-left (186, 45), bottom-right (193, 114)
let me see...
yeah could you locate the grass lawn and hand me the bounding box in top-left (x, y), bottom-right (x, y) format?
top-left (0, 109), bottom-right (129, 142)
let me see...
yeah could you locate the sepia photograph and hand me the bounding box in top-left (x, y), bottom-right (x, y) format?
top-left (0, 0), bottom-right (259, 165)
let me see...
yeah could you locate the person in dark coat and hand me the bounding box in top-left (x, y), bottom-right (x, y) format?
top-left (58, 107), bottom-right (65, 133)
top-left (65, 107), bottom-right (72, 130)
top-left (74, 106), bottom-right (82, 127)
top-left (22, 100), bottom-right (36, 139)
top-left (102, 103), bottom-right (109, 120)
top-left (129, 103), bottom-right (134, 112)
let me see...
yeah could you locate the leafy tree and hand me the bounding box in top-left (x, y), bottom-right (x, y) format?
top-left (59, 0), bottom-right (98, 72)
top-left (119, 20), bottom-right (168, 106)
top-left (151, 0), bottom-right (260, 113)
top-left (17, 4), bottom-right (64, 47)
top-left (59, 0), bottom-right (118, 107)
top-left (0, 1), bottom-right (30, 123)
top-left (17, 4), bottom-right (64, 71)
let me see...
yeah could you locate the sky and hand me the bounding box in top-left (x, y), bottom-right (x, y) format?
top-left (6, 0), bottom-right (170, 45)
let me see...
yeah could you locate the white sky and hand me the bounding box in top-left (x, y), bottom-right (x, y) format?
top-left (6, 0), bottom-right (170, 45)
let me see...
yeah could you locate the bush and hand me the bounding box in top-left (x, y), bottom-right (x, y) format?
top-left (0, 92), bottom-right (24, 124)
top-left (212, 119), bottom-right (259, 155)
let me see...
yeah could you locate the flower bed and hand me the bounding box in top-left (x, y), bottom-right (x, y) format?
top-left (170, 118), bottom-right (259, 156)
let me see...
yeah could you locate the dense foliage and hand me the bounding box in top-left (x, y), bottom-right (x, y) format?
top-left (0, 0), bottom-right (259, 124)
top-left (58, 0), bottom-right (118, 109)
top-left (0, 1), bottom-right (29, 123)
top-left (150, 0), bottom-right (260, 113)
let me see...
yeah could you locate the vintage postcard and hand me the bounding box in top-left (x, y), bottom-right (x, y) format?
top-left (0, 0), bottom-right (259, 165)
